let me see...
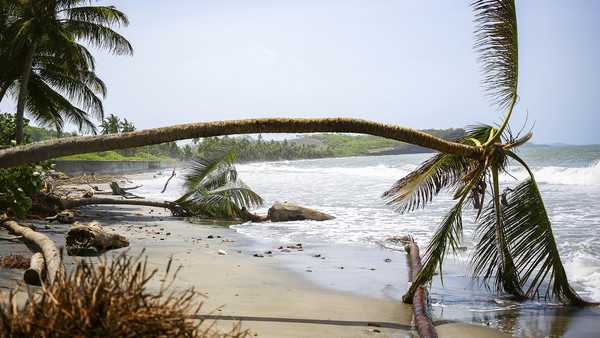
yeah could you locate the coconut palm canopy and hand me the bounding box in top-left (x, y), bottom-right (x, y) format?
top-left (383, 0), bottom-right (587, 305)
top-left (176, 149), bottom-right (264, 220)
top-left (0, 0), bottom-right (132, 141)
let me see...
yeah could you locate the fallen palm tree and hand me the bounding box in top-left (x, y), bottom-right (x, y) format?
top-left (0, 118), bottom-right (482, 169)
top-left (0, 252), bottom-right (249, 338)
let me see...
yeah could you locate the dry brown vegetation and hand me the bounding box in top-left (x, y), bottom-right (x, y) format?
top-left (0, 253), bottom-right (249, 338)
top-left (0, 255), bottom-right (30, 270)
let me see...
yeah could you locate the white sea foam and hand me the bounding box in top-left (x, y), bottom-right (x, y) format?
top-left (505, 160), bottom-right (600, 185)
top-left (564, 252), bottom-right (600, 301)
top-left (238, 162), bottom-right (414, 179)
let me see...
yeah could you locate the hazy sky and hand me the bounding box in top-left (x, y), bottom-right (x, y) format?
top-left (3, 1), bottom-right (599, 144)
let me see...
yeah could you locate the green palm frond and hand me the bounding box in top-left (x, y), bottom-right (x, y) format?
top-left (382, 153), bottom-right (472, 213)
top-left (63, 5), bottom-right (129, 27)
top-left (177, 149), bottom-right (263, 220)
top-left (473, 0), bottom-right (519, 111)
top-left (472, 167), bottom-right (524, 298)
top-left (184, 148), bottom-right (239, 192)
top-left (26, 73), bottom-right (97, 134)
top-left (65, 20), bottom-right (133, 55)
top-left (503, 152), bottom-right (587, 305)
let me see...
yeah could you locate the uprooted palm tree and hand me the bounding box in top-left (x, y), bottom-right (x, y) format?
top-left (46, 149), bottom-right (264, 221)
top-left (383, 0), bottom-right (587, 305)
top-left (175, 149), bottom-right (264, 220)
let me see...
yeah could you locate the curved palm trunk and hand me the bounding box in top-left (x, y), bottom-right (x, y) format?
top-left (0, 118), bottom-right (482, 168)
top-left (14, 41), bottom-right (38, 144)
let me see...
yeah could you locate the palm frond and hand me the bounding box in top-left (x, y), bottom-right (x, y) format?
top-left (64, 5), bottom-right (129, 27)
top-left (472, 167), bottom-right (523, 298)
top-left (473, 0), bottom-right (519, 110)
top-left (503, 152), bottom-right (587, 304)
top-left (64, 20), bottom-right (133, 55)
top-left (382, 153), bottom-right (472, 213)
top-left (184, 149), bottom-right (239, 191)
top-left (405, 199), bottom-right (465, 299)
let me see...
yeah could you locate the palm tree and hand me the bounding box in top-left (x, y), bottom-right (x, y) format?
top-left (5, 0), bottom-right (132, 143)
top-left (175, 149), bottom-right (263, 220)
top-left (100, 114), bottom-right (121, 134)
top-left (383, 0), bottom-right (586, 305)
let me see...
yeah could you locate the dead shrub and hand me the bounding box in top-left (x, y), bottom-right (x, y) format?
top-left (0, 252), bottom-right (248, 338)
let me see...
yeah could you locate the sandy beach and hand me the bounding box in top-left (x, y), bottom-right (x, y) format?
top-left (0, 174), bottom-right (516, 338)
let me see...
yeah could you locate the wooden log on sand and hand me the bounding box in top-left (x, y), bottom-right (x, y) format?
top-left (1, 215), bottom-right (61, 284)
top-left (404, 238), bottom-right (437, 338)
top-left (24, 252), bottom-right (45, 286)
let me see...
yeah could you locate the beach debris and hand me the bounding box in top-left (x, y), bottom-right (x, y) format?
top-left (207, 235), bottom-right (214, 239)
top-left (306, 269), bottom-right (312, 272)
top-left (82, 188), bottom-right (94, 198)
top-left (109, 182), bottom-right (144, 199)
top-left (46, 210), bottom-right (75, 224)
top-left (385, 234), bottom-right (412, 244)
top-left (384, 258), bottom-right (392, 263)
top-left (161, 168), bottom-right (177, 193)
top-left (218, 249), bottom-right (228, 255)
top-left (264, 250), bottom-right (273, 255)
top-left (0, 254), bottom-right (31, 270)
top-left (267, 202), bottom-right (334, 222)
top-left (66, 221), bottom-right (129, 256)
top-left (338, 266), bottom-right (344, 270)
top-left (253, 253), bottom-right (264, 258)
top-left (312, 254), bottom-right (321, 258)
top-left (24, 252), bottom-right (45, 286)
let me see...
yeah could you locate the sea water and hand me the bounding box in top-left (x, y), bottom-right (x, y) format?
top-left (139, 145), bottom-right (600, 302)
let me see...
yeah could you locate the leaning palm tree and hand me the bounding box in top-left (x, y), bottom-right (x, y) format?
top-left (6, 0), bottom-right (132, 143)
top-left (175, 149), bottom-right (263, 220)
top-left (383, 0), bottom-right (587, 305)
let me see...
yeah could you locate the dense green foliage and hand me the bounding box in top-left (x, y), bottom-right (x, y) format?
top-left (196, 135), bottom-right (334, 162)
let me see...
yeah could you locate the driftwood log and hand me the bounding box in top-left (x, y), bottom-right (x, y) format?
top-left (404, 238), bottom-right (437, 338)
top-left (110, 182), bottom-right (143, 199)
top-left (24, 252), bottom-right (45, 286)
top-left (1, 216), bottom-right (61, 284)
top-left (161, 168), bottom-right (176, 193)
top-left (66, 222), bottom-right (129, 256)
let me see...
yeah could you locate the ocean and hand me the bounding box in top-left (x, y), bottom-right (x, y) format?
top-left (135, 144), bottom-right (600, 336)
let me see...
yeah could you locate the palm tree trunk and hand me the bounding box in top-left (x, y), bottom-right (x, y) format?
top-left (14, 41), bottom-right (38, 144)
top-left (0, 118), bottom-right (482, 168)
top-left (61, 197), bottom-right (176, 211)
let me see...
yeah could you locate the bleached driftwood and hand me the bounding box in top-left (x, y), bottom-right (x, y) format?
top-left (1, 216), bottom-right (61, 284)
top-left (24, 252), bottom-right (45, 286)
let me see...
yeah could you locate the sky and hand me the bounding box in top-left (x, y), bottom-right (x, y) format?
top-left (2, 0), bottom-right (599, 144)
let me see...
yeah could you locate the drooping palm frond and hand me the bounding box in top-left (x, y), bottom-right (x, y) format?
top-left (473, 0), bottom-right (519, 111)
top-left (382, 153), bottom-right (472, 213)
top-left (472, 167), bottom-right (524, 298)
top-left (62, 5), bottom-right (130, 27)
top-left (502, 152), bottom-right (587, 305)
top-left (26, 72), bottom-right (97, 134)
top-left (64, 20), bottom-right (133, 56)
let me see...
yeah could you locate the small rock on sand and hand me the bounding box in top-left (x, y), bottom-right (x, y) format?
top-left (218, 249), bottom-right (228, 255)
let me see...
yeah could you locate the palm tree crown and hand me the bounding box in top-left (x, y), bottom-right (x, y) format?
top-left (1, 0), bottom-right (132, 142)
